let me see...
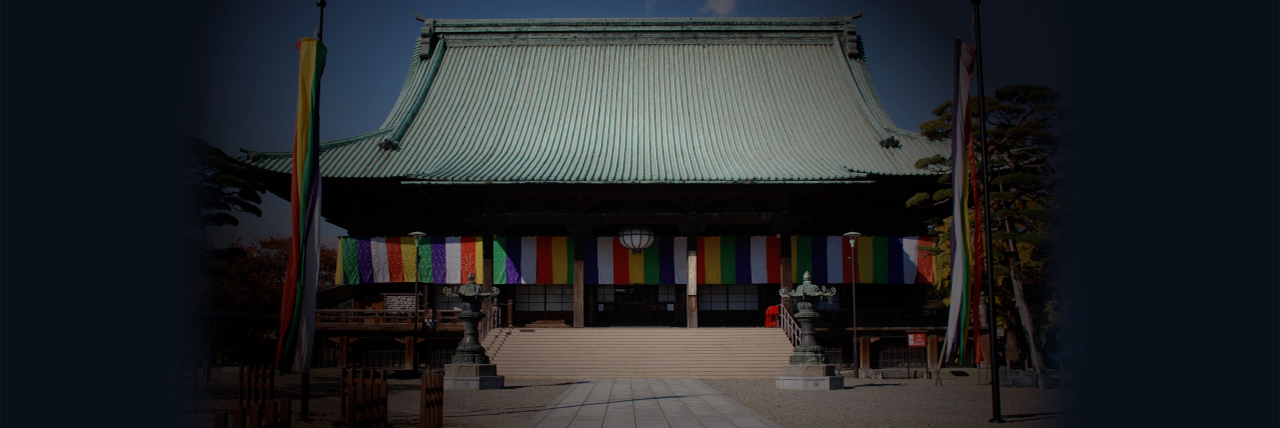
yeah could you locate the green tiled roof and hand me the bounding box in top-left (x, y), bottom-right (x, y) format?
top-left (242, 16), bottom-right (947, 183)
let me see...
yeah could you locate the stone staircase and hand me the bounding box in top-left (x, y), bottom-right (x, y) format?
top-left (480, 327), bottom-right (794, 379)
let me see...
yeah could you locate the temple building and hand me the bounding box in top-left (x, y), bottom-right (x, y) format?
top-left (241, 14), bottom-right (959, 373)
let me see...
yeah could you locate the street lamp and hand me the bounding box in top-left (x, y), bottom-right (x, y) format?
top-left (843, 231), bottom-right (861, 377)
top-left (409, 231), bottom-right (426, 371)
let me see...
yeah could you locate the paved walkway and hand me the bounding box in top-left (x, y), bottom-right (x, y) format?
top-left (524, 378), bottom-right (783, 428)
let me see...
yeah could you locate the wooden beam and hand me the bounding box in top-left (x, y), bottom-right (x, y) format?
top-left (686, 247), bottom-right (698, 328)
top-left (573, 260), bottom-right (584, 328)
top-left (859, 335), bottom-right (871, 371)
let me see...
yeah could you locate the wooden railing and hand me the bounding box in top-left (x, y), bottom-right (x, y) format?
top-left (816, 308), bottom-right (948, 327)
top-left (479, 304), bottom-right (502, 342)
top-left (435, 310), bottom-right (462, 331)
top-left (779, 304), bottom-right (800, 347)
top-left (317, 309), bottom-right (418, 325)
top-left (315, 306), bottom-right (500, 337)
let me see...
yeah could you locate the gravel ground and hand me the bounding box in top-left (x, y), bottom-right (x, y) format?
top-left (180, 369), bottom-right (1073, 428)
top-left (703, 377), bottom-right (1076, 428)
top-left (179, 368), bottom-right (571, 428)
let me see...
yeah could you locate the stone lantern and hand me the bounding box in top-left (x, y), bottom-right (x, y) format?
top-left (440, 273), bottom-right (504, 390)
top-left (776, 271), bottom-right (844, 390)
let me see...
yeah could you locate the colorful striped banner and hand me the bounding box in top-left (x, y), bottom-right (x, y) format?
top-left (491, 237), bottom-right (575, 285)
top-left (277, 37), bottom-right (326, 375)
top-left (789, 236), bottom-right (937, 285)
top-left (336, 236), bottom-right (483, 284)
top-left (695, 236), bottom-right (780, 284)
top-left (584, 236), bottom-right (688, 285)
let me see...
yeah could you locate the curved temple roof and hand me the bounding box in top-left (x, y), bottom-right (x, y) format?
top-left (241, 16), bottom-right (947, 183)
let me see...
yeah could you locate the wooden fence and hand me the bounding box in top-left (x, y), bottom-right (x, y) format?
top-left (420, 374), bottom-right (443, 428)
top-left (238, 364), bottom-right (275, 409)
top-left (345, 380), bottom-right (389, 428)
top-left (214, 399), bottom-right (291, 428)
top-left (339, 368), bottom-right (386, 424)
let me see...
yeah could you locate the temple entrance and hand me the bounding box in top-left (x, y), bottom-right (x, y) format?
top-left (590, 285), bottom-right (683, 326)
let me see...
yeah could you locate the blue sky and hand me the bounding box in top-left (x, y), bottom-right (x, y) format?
top-left (187, 0), bottom-right (1068, 247)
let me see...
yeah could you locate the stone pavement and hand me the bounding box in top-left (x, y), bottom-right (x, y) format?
top-left (525, 378), bottom-right (783, 428)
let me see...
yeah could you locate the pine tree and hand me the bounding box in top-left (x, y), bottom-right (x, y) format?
top-left (907, 84), bottom-right (1068, 388)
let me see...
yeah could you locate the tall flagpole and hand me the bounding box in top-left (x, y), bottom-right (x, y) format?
top-left (971, 0), bottom-right (1004, 423)
top-left (298, 0), bottom-right (326, 421)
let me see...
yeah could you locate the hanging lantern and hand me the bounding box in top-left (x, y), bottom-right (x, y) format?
top-left (618, 226), bottom-right (655, 254)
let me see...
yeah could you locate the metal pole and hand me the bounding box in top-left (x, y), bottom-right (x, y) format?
top-left (843, 232), bottom-right (860, 378)
top-left (316, 0), bottom-right (326, 42)
top-left (972, 0), bottom-right (1004, 423)
top-left (850, 246), bottom-right (858, 376)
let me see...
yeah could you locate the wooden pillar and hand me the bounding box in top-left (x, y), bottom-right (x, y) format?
top-left (339, 335), bottom-right (349, 368)
top-left (926, 333), bottom-right (939, 370)
top-left (482, 237), bottom-right (493, 291)
top-left (573, 260), bottom-right (584, 328)
top-left (859, 335), bottom-right (872, 372)
top-left (779, 234), bottom-right (793, 312)
top-left (400, 336), bottom-right (415, 370)
top-left (686, 244), bottom-right (698, 328)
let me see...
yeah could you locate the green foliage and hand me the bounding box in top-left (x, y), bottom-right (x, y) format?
top-left (931, 188), bottom-right (952, 202)
top-left (906, 192), bottom-right (932, 207)
top-left (993, 209), bottom-right (1019, 218)
top-left (991, 172), bottom-right (1043, 187)
top-left (990, 191), bottom-right (1016, 200)
top-left (992, 265), bottom-right (1010, 278)
top-left (992, 231), bottom-right (1021, 241)
top-left (914, 155), bottom-right (948, 170)
top-left (184, 136), bottom-right (266, 228)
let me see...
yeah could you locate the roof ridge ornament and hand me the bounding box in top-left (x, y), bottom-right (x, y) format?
top-left (843, 10), bottom-right (864, 59)
top-left (415, 13), bottom-right (437, 59)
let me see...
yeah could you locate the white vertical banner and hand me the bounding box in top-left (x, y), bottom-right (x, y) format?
top-left (902, 237), bottom-right (919, 284)
top-left (749, 236), bottom-right (768, 284)
top-left (370, 238), bottom-right (390, 283)
top-left (520, 237), bottom-right (538, 284)
top-left (445, 236), bottom-right (462, 283)
top-left (596, 236), bottom-right (614, 285)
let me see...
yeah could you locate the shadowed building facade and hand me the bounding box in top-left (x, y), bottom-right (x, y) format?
top-left (241, 15), bottom-right (957, 372)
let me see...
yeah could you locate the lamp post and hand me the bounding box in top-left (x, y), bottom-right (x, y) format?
top-left (843, 231), bottom-right (861, 377)
top-left (409, 231), bottom-right (426, 371)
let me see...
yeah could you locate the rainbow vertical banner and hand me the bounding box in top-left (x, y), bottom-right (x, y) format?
top-left (277, 37), bottom-right (327, 375)
top-left (942, 39), bottom-right (978, 365)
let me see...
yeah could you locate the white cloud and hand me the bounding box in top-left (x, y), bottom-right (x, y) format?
top-left (645, 0), bottom-right (658, 13)
top-left (700, 0), bottom-right (737, 17)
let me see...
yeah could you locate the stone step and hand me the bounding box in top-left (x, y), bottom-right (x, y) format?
top-left (485, 327), bottom-right (795, 379)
